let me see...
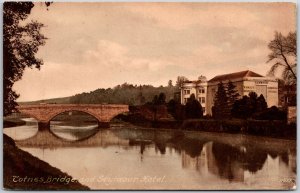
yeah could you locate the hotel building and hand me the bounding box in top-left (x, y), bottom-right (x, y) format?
top-left (180, 70), bottom-right (278, 116)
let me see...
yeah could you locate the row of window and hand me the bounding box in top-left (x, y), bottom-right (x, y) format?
top-left (183, 97), bottom-right (205, 104)
top-left (199, 88), bottom-right (205, 93)
top-left (183, 88), bottom-right (205, 95)
top-left (199, 97), bottom-right (205, 103)
top-left (183, 90), bottom-right (190, 95)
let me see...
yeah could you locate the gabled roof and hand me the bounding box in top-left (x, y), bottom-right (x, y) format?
top-left (208, 70), bottom-right (263, 83)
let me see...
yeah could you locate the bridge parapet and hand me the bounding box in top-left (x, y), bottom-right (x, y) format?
top-left (17, 104), bottom-right (129, 130)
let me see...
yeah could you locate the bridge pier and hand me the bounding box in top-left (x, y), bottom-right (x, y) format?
top-left (98, 121), bottom-right (110, 128)
top-left (38, 122), bottom-right (50, 131)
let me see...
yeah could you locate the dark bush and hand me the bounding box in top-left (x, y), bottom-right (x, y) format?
top-left (253, 106), bottom-right (287, 120)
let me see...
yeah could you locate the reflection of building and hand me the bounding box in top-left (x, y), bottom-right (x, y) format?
top-left (181, 141), bottom-right (296, 187)
top-left (180, 70), bottom-right (279, 115)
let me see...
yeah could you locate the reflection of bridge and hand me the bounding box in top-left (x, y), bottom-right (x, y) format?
top-left (15, 126), bottom-right (174, 149)
top-left (17, 104), bottom-right (129, 130)
top-left (16, 129), bottom-right (130, 149)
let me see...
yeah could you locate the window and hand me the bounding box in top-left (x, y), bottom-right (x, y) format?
top-left (199, 88), bottom-right (205, 93)
top-left (202, 107), bottom-right (205, 113)
top-left (184, 98), bottom-right (188, 104)
top-left (184, 89), bottom-right (190, 95)
top-left (199, 97), bottom-right (205, 103)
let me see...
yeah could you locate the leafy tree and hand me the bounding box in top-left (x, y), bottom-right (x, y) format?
top-left (213, 82), bottom-right (230, 119)
top-left (168, 80), bottom-right (173, 87)
top-left (231, 96), bottom-right (251, 119)
top-left (136, 85), bottom-right (146, 105)
top-left (152, 95), bottom-right (159, 105)
top-left (167, 99), bottom-right (185, 120)
top-left (248, 92), bottom-right (258, 115)
top-left (69, 83), bottom-right (176, 106)
top-left (267, 31), bottom-right (296, 85)
top-left (3, 2), bottom-right (49, 115)
top-left (231, 92), bottom-right (268, 119)
top-left (185, 94), bottom-right (203, 119)
top-left (157, 92), bottom-right (166, 105)
top-left (226, 80), bottom-right (240, 110)
top-left (175, 76), bottom-right (188, 88)
top-left (253, 106), bottom-right (286, 120)
top-left (256, 94), bottom-right (268, 112)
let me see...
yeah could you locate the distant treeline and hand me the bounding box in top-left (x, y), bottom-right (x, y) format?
top-left (69, 83), bottom-right (178, 105)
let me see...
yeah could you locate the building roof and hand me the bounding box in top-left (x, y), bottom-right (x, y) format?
top-left (208, 70), bottom-right (263, 83)
top-left (183, 80), bottom-right (203, 84)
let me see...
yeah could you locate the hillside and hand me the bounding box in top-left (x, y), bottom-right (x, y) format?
top-left (19, 83), bottom-right (179, 105)
top-left (19, 96), bottom-right (71, 105)
top-left (70, 83), bottom-right (179, 105)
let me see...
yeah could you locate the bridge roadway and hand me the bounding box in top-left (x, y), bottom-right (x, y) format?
top-left (17, 104), bottom-right (129, 130)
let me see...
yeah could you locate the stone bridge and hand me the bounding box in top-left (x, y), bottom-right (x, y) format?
top-left (17, 104), bottom-right (129, 130)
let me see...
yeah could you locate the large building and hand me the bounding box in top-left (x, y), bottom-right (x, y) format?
top-left (180, 75), bottom-right (208, 114)
top-left (180, 70), bottom-right (279, 116)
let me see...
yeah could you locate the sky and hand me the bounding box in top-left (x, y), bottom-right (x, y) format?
top-left (13, 2), bottom-right (296, 101)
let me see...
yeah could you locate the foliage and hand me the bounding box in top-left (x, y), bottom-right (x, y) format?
top-left (231, 92), bottom-right (268, 119)
top-left (155, 93), bottom-right (166, 105)
top-left (70, 83), bottom-right (177, 105)
top-left (267, 31), bottom-right (296, 85)
top-left (3, 2), bottom-right (49, 115)
top-left (253, 106), bottom-right (287, 120)
top-left (212, 82), bottom-right (230, 119)
top-left (278, 79), bottom-right (296, 107)
top-left (185, 94), bottom-right (203, 119)
top-left (167, 99), bottom-right (185, 120)
top-left (226, 80), bottom-right (240, 109)
top-left (175, 76), bottom-right (188, 88)
top-left (256, 94), bottom-right (268, 112)
top-left (168, 80), bottom-right (173, 87)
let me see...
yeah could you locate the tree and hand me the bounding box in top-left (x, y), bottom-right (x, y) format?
top-left (185, 94), bottom-right (203, 119)
top-left (167, 99), bottom-right (185, 120)
top-left (231, 96), bottom-right (251, 119)
top-left (136, 85), bottom-right (146, 105)
top-left (256, 94), bottom-right (268, 112)
top-left (3, 2), bottom-right (49, 115)
top-left (267, 31), bottom-right (296, 85)
top-left (175, 76), bottom-right (188, 88)
top-left (248, 92), bottom-right (258, 115)
top-left (212, 82), bottom-right (230, 119)
top-left (226, 80), bottom-right (240, 110)
top-left (253, 106), bottom-right (286, 120)
top-left (168, 80), bottom-right (173, 87)
top-left (157, 92), bottom-right (166, 105)
top-left (231, 92), bottom-right (268, 119)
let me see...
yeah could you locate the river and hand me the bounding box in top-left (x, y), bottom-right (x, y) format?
top-left (3, 118), bottom-right (296, 190)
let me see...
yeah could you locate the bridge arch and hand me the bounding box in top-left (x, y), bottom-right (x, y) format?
top-left (17, 104), bottom-right (129, 131)
top-left (47, 109), bottom-right (101, 123)
top-left (16, 111), bottom-right (40, 123)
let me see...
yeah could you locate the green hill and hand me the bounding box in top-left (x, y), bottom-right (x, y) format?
top-left (19, 96), bottom-right (71, 105)
top-left (19, 83), bottom-right (179, 106)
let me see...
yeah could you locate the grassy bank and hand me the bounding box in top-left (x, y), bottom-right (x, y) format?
top-left (117, 113), bottom-right (296, 140)
top-left (3, 134), bottom-right (90, 190)
top-left (182, 119), bottom-right (296, 140)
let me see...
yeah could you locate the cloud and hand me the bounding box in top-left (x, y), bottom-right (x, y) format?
top-left (14, 2), bottom-right (296, 101)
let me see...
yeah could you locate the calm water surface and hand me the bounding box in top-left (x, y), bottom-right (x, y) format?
top-left (4, 118), bottom-right (296, 190)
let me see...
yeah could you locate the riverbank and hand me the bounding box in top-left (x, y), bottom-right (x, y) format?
top-left (117, 114), bottom-right (296, 140)
top-left (3, 134), bottom-right (90, 190)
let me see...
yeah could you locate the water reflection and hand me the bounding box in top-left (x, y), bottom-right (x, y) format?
top-left (3, 118), bottom-right (38, 140)
top-left (3, 120), bottom-right (296, 190)
top-left (50, 125), bottom-right (99, 141)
